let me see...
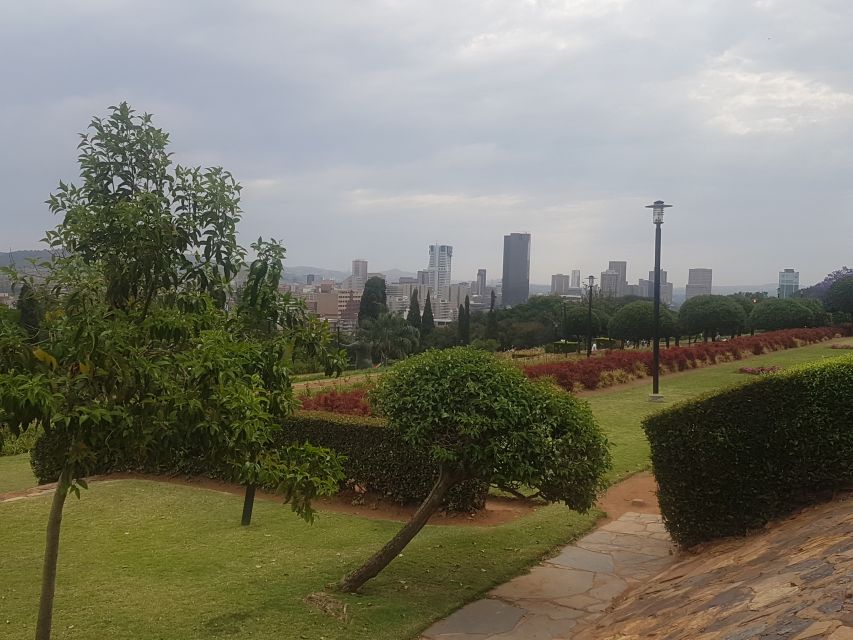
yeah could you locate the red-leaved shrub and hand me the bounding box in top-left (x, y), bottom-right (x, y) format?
top-left (299, 387), bottom-right (371, 415)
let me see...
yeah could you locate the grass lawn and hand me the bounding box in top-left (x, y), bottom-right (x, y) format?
top-left (0, 454), bottom-right (37, 494)
top-left (0, 337), bottom-right (850, 639)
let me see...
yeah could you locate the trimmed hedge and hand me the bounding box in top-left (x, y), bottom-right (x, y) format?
top-left (31, 410), bottom-right (487, 512)
top-left (644, 354), bottom-right (853, 548)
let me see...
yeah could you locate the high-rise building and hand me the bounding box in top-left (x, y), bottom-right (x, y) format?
top-left (306, 274), bottom-right (315, 285)
top-left (551, 274), bottom-right (572, 296)
top-left (778, 269), bottom-right (800, 298)
top-left (571, 270), bottom-right (581, 289)
top-left (417, 270), bottom-right (430, 286)
top-left (427, 244), bottom-right (453, 294)
top-left (344, 259), bottom-right (369, 290)
top-left (600, 269), bottom-right (621, 297)
top-left (501, 233), bottom-right (531, 307)
top-left (608, 261), bottom-right (628, 297)
top-left (476, 269), bottom-right (487, 296)
top-left (685, 268), bottom-right (713, 299)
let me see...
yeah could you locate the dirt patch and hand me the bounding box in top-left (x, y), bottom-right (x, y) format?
top-left (88, 472), bottom-right (537, 526)
top-left (596, 471), bottom-right (660, 523)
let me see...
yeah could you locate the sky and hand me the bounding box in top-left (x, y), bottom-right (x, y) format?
top-left (2, 0), bottom-right (852, 287)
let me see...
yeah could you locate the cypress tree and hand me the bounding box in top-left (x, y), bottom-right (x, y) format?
top-left (457, 304), bottom-right (465, 343)
top-left (406, 290), bottom-right (421, 330)
top-left (485, 290), bottom-right (497, 339)
top-left (462, 295), bottom-right (471, 345)
top-left (421, 291), bottom-right (435, 335)
top-left (358, 276), bottom-right (387, 326)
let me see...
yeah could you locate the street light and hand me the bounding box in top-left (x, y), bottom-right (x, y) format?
top-left (645, 200), bottom-right (672, 401)
top-left (585, 275), bottom-right (596, 358)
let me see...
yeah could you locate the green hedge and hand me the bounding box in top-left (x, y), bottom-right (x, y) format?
top-left (31, 411), bottom-right (487, 512)
top-left (644, 355), bottom-right (853, 547)
top-left (545, 341), bottom-right (580, 354)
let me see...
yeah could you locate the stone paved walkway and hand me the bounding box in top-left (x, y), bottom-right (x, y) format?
top-left (421, 512), bottom-right (674, 639)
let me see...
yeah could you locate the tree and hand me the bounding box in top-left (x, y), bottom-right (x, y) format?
top-left (678, 295), bottom-right (747, 340)
top-left (357, 313), bottom-right (419, 363)
top-left (562, 304), bottom-right (607, 343)
top-left (749, 298), bottom-right (815, 331)
top-left (0, 103), bottom-right (345, 640)
top-left (798, 267), bottom-right (853, 301)
top-left (485, 290), bottom-right (497, 339)
top-left (337, 347), bottom-right (611, 592)
top-left (607, 301), bottom-right (678, 343)
top-left (421, 291), bottom-right (435, 335)
top-left (406, 290), bottom-right (421, 330)
top-left (16, 282), bottom-right (42, 339)
top-left (358, 277), bottom-right (386, 326)
top-left (825, 276), bottom-right (853, 316)
top-left (461, 295), bottom-right (471, 345)
top-left (457, 304), bottom-right (465, 343)
top-left (727, 292), bottom-right (769, 316)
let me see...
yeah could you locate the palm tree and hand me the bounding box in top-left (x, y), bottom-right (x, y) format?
top-left (358, 313), bottom-right (420, 364)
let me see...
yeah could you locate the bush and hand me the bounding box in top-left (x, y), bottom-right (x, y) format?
top-left (525, 326), bottom-right (849, 392)
top-left (31, 411), bottom-right (487, 512)
top-left (643, 355), bottom-right (853, 547)
top-left (545, 340), bottom-right (580, 354)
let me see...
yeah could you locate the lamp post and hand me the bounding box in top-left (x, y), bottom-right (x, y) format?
top-left (645, 200), bottom-right (672, 401)
top-left (585, 275), bottom-right (596, 358)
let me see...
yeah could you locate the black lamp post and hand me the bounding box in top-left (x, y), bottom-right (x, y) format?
top-left (585, 275), bottom-right (596, 358)
top-left (645, 200), bottom-right (672, 401)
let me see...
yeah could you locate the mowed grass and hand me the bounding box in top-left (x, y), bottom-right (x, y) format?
top-left (0, 338), bottom-right (850, 639)
top-left (0, 453), bottom-right (37, 493)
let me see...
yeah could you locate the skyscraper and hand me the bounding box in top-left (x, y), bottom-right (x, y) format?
top-left (685, 268), bottom-right (713, 299)
top-left (600, 269), bottom-right (621, 297)
top-left (571, 270), bottom-right (581, 289)
top-left (428, 244), bottom-right (453, 294)
top-left (344, 259), bottom-right (369, 290)
top-left (551, 274), bottom-right (572, 295)
top-left (608, 261), bottom-right (628, 297)
top-left (476, 269), bottom-right (487, 296)
top-left (778, 269), bottom-right (800, 298)
top-left (501, 233), bottom-right (531, 307)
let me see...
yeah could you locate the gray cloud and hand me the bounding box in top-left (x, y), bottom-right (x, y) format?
top-left (2, 0), bottom-right (852, 287)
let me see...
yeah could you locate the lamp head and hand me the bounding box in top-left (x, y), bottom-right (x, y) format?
top-left (645, 200), bottom-right (673, 224)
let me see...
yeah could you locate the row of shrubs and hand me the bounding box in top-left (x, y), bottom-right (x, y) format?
top-left (31, 410), bottom-right (487, 512)
top-left (524, 326), bottom-right (850, 392)
top-left (645, 354), bottom-right (853, 547)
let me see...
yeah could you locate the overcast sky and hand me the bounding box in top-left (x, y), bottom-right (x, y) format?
top-left (2, 0), bottom-right (852, 287)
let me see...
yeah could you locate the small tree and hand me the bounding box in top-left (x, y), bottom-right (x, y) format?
top-left (421, 291), bottom-right (435, 335)
top-left (337, 347), bottom-right (611, 592)
top-left (563, 304), bottom-right (606, 344)
top-left (678, 295), bottom-right (747, 341)
top-left (357, 312), bottom-right (419, 364)
top-left (406, 290), bottom-right (421, 330)
top-left (358, 277), bottom-right (386, 326)
top-left (485, 290), bottom-right (498, 339)
top-left (462, 295), bottom-right (471, 345)
top-left (16, 282), bottom-right (42, 339)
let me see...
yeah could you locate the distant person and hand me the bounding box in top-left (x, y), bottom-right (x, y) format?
top-left (592, 342), bottom-right (598, 352)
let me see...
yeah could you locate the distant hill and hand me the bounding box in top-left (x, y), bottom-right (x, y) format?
top-left (282, 265), bottom-right (417, 284)
top-left (0, 250), bottom-right (53, 269)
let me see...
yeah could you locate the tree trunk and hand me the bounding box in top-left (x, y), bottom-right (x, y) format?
top-left (338, 465), bottom-right (463, 592)
top-left (241, 484), bottom-right (256, 526)
top-left (35, 468), bottom-right (70, 640)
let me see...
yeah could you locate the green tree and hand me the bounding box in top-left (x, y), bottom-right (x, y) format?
top-left (0, 103), bottom-right (345, 640)
top-left (337, 347), bottom-right (611, 592)
top-left (749, 298), bottom-right (815, 331)
top-left (461, 295), bottom-right (471, 345)
top-left (562, 304), bottom-right (607, 344)
top-left (678, 295), bottom-right (747, 341)
top-left (485, 290), bottom-right (497, 339)
top-left (607, 300), bottom-right (678, 343)
top-left (16, 281), bottom-right (42, 339)
top-left (358, 276), bottom-right (386, 326)
top-left (357, 312), bottom-right (419, 364)
top-left (825, 276), bottom-right (853, 316)
top-left (727, 292), bottom-right (769, 316)
top-left (421, 291), bottom-right (435, 335)
top-left (406, 289), bottom-right (421, 330)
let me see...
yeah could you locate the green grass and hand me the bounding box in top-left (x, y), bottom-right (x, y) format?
top-left (0, 338), bottom-right (850, 639)
top-left (0, 454), bottom-right (37, 493)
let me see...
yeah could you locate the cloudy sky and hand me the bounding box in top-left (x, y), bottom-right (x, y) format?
top-left (2, 0), bottom-right (852, 287)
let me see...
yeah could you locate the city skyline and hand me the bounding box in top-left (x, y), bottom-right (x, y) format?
top-left (2, 2), bottom-right (852, 286)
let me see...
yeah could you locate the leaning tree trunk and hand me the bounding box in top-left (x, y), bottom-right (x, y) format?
top-left (338, 465), bottom-right (463, 592)
top-left (35, 467), bottom-right (71, 640)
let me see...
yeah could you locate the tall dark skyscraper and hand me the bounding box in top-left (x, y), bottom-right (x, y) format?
top-left (501, 233), bottom-right (530, 307)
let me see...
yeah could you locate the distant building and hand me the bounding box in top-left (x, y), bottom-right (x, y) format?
top-left (417, 270), bottom-right (430, 286)
top-left (427, 244), bottom-right (453, 293)
top-left (639, 270), bottom-right (673, 305)
top-left (600, 269), bottom-right (621, 297)
top-left (502, 233), bottom-right (531, 307)
top-left (626, 284), bottom-right (640, 297)
top-left (608, 261), bottom-right (628, 297)
top-left (476, 269), bottom-right (487, 296)
top-left (551, 274), bottom-right (573, 296)
top-left (306, 274), bottom-right (315, 285)
top-left (778, 269), bottom-right (800, 298)
top-left (344, 259), bottom-right (369, 290)
top-left (685, 268), bottom-right (713, 300)
top-left (571, 270), bottom-right (581, 289)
